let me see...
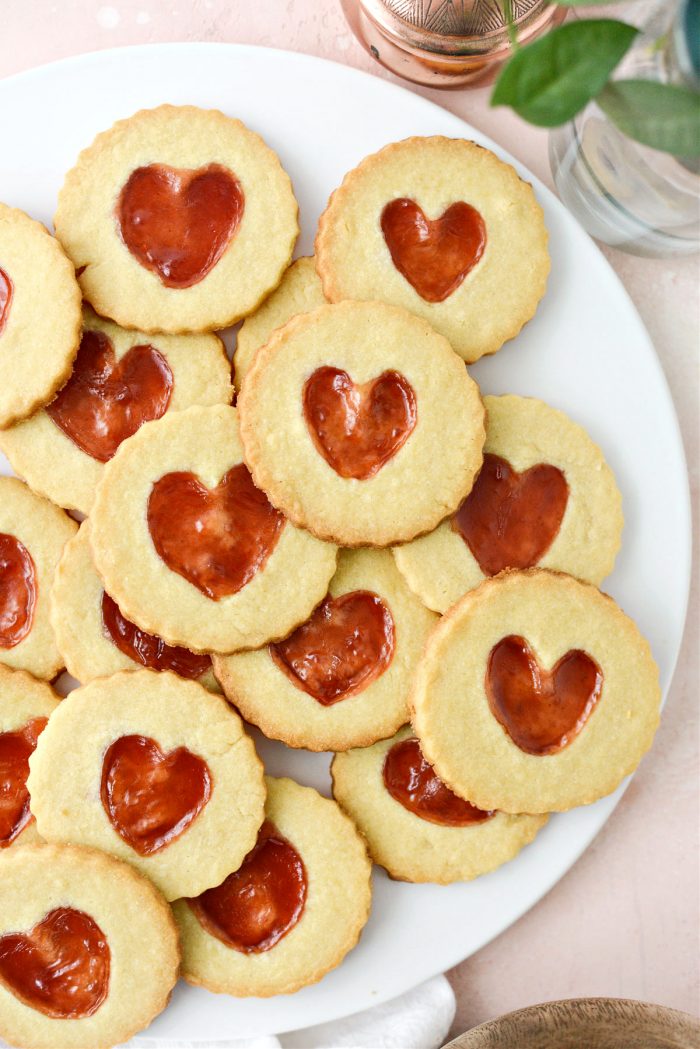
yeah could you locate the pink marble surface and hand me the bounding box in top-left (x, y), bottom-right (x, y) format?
top-left (1, 0), bottom-right (698, 1034)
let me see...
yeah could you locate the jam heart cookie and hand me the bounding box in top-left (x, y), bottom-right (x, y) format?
top-left (50, 522), bottom-right (220, 691)
top-left (214, 547), bottom-right (437, 752)
top-left (0, 203), bottom-right (82, 428)
top-left (173, 776), bottom-right (371, 997)
top-left (315, 137), bottom-right (549, 363)
top-left (412, 569), bottom-right (661, 814)
top-left (0, 306), bottom-right (233, 515)
top-left (394, 395), bottom-right (623, 613)
top-left (238, 301), bottom-right (485, 546)
top-left (0, 666), bottom-right (59, 852)
top-left (332, 727), bottom-right (547, 883)
top-left (54, 105), bottom-right (299, 333)
top-left (234, 256), bottom-right (326, 392)
top-left (0, 842), bottom-right (179, 1049)
top-left (89, 404), bottom-right (337, 653)
top-left (28, 669), bottom-right (265, 901)
top-left (0, 477), bottom-right (77, 680)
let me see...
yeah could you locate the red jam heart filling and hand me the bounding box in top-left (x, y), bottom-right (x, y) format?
top-left (270, 590), bottom-right (395, 705)
top-left (0, 717), bottom-right (48, 847)
top-left (0, 267), bottom-right (12, 336)
top-left (147, 464), bottom-right (285, 601)
top-left (46, 329), bottom-right (173, 462)
top-left (380, 198), bottom-right (486, 303)
top-left (101, 591), bottom-right (211, 679)
top-left (116, 163), bottom-right (244, 288)
top-left (188, 820), bottom-right (307, 953)
top-left (0, 907), bottom-right (110, 1019)
top-left (101, 734), bottom-right (212, 856)
top-left (303, 366), bottom-right (417, 480)
top-left (453, 453), bottom-right (569, 576)
top-left (0, 533), bottom-right (37, 650)
top-left (486, 635), bottom-right (604, 756)
top-left (383, 737), bottom-right (494, 827)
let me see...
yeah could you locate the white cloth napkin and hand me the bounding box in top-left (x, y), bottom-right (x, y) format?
top-left (130, 975), bottom-right (455, 1049)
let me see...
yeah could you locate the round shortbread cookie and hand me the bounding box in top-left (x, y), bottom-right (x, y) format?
top-left (238, 301), bottom-right (485, 547)
top-left (394, 395), bottom-right (623, 614)
top-left (315, 137), bottom-right (549, 363)
top-left (89, 404), bottom-right (337, 654)
top-left (0, 305), bottom-right (233, 515)
top-left (173, 776), bottom-right (372, 997)
top-left (234, 256), bottom-right (326, 392)
top-left (54, 105), bottom-right (299, 333)
top-left (28, 669), bottom-right (266, 901)
top-left (214, 547), bottom-right (437, 752)
top-left (0, 666), bottom-right (60, 851)
top-left (332, 726), bottom-right (548, 883)
top-left (0, 203), bottom-right (81, 427)
top-left (0, 843), bottom-right (179, 1049)
top-left (412, 570), bottom-right (661, 814)
top-left (50, 522), bottom-right (220, 692)
top-left (0, 477), bottom-right (77, 680)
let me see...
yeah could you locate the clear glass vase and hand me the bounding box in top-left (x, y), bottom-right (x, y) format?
top-left (549, 0), bottom-right (700, 257)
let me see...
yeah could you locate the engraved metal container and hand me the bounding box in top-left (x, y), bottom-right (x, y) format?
top-left (341, 0), bottom-right (566, 87)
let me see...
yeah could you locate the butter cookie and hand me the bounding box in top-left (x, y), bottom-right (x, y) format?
top-left (173, 776), bottom-right (371, 997)
top-left (394, 395), bottom-right (623, 613)
top-left (214, 548), bottom-right (437, 751)
top-left (28, 669), bottom-right (265, 900)
top-left (238, 301), bottom-right (485, 546)
top-left (315, 137), bottom-right (549, 363)
top-left (412, 569), bottom-right (661, 813)
top-left (55, 105), bottom-right (299, 333)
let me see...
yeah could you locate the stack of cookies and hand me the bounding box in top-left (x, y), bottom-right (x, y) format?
top-left (0, 105), bottom-right (661, 1049)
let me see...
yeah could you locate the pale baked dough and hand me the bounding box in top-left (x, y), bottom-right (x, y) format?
top-left (234, 256), bottom-right (326, 392)
top-left (315, 137), bottom-right (549, 363)
top-left (28, 669), bottom-right (266, 900)
top-left (89, 404), bottom-right (338, 653)
top-left (412, 570), bottom-right (661, 813)
top-left (0, 666), bottom-right (59, 851)
top-left (238, 301), bottom-right (485, 546)
top-left (0, 843), bottom-right (179, 1049)
top-left (214, 548), bottom-right (437, 751)
top-left (50, 522), bottom-right (220, 692)
top-left (0, 203), bottom-right (81, 427)
top-left (54, 105), bottom-right (299, 333)
top-left (0, 477), bottom-right (77, 680)
top-left (332, 726), bottom-right (548, 883)
top-left (173, 776), bottom-right (372, 997)
top-left (0, 305), bottom-right (233, 515)
top-left (394, 395), bottom-right (623, 613)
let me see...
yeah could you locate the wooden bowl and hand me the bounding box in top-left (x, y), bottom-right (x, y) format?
top-left (446, 998), bottom-right (700, 1049)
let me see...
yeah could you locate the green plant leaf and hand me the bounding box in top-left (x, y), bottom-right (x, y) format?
top-left (491, 19), bottom-right (638, 126)
top-left (597, 79), bottom-right (700, 155)
top-left (554, 0), bottom-right (620, 6)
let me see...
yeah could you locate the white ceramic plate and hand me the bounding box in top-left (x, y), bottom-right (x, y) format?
top-left (0, 43), bottom-right (691, 1040)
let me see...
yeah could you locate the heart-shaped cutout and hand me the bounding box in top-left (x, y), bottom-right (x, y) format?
top-left (0, 267), bottom-right (12, 335)
top-left (381, 198), bottom-right (486, 303)
top-left (101, 591), bottom-right (211, 679)
top-left (383, 737), bottom-right (494, 827)
top-left (0, 533), bottom-right (37, 649)
top-left (189, 820), bottom-right (307, 954)
top-left (0, 907), bottom-right (110, 1018)
top-left (0, 717), bottom-right (48, 847)
top-left (117, 162), bottom-right (244, 288)
top-left (270, 590), bottom-right (395, 705)
top-left (486, 635), bottom-right (603, 756)
top-left (101, 734), bottom-right (212, 855)
top-left (47, 329), bottom-right (173, 462)
top-left (453, 453), bottom-right (569, 576)
top-left (147, 464), bottom-right (285, 600)
top-left (303, 367), bottom-right (417, 480)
